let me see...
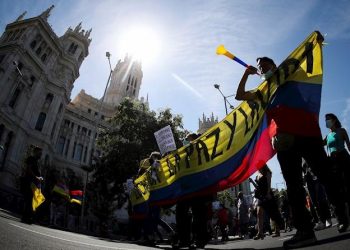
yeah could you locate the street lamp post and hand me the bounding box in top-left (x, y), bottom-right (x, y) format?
top-left (213, 84), bottom-right (235, 115)
top-left (80, 52), bottom-right (113, 231)
top-left (213, 84), bottom-right (237, 197)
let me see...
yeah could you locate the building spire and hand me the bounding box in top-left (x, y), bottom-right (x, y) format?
top-left (85, 28), bottom-right (92, 38)
top-left (39, 5), bottom-right (54, 20)
top-left (74, 22), bottom-right (82, 32)
top-left (15, 11), bottom-right (27, 22)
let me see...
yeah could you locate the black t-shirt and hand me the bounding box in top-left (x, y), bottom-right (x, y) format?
top-left (24, 156), bottom-right (40, 183)
top-left (255, 175), bottom-right (268, 198)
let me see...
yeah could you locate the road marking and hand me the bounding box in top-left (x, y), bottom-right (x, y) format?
top-left (9, 223), bottom-right (135, 250)
top-left (279, 236), bottom-right (292, 241)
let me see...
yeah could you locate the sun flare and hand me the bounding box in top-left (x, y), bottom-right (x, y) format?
top-left (119, 26), bottom-right (162, 66)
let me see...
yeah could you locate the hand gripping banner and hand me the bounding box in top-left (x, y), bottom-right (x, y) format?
top-left (130, 31), bottom-right (324, 213)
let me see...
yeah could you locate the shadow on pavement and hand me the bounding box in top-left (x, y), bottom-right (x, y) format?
top-left (0, 209), bottom-right (21, 222)
top-left (158, 246), bottom-right (284, 250)
top-left (313, 231), bottom-right (350, 246)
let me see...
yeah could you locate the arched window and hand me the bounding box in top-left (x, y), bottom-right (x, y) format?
top-left (72, 44), bottom-right (78, 54)
top-left (30, 34), bottom-right (42, 50)
top-left (29, 75), bottom-right (36, 87)
top-left (36, 47), bottom-right (42, 55)
top-left (30, 40), bottom-right (37, 49)
top-left (0, 131), bottom-right (13, 168)
top-left (44, 93), bottom-right (54, 108)
top-left (9, 85), bottom-right (22, 108)
top-left (68, 43), bottom-right (78, 54)
top-left (41, 48), bottom-right (52, 63)
top-left (36, 41), bottom-right (46, 55)
top-left (35, 112), bottom-right (46, 131)
top-left (41, 54), bottom-right (47, 62)
top-left (0, 124), bottom-right (4, 142)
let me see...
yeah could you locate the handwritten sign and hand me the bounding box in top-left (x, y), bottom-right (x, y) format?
top-left (154, 125), bottom-right (177, 155)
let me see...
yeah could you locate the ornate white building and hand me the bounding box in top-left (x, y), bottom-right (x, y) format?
top-left (0, 6), bottom-right (145, 215)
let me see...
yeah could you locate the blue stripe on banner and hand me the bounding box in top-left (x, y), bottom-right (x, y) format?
top-left (70, 196), bottom-right (82, 201)
top-left (148, 116), bottom-right (268, 203)
top-left (268, 81), bottom-right (322, 113)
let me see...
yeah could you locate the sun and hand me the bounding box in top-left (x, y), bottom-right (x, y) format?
top-left (119, 26), bottom-right (162, 66)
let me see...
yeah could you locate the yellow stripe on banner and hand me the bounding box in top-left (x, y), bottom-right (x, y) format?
top-left (70, 199), bottom-right (82, 205)
top-left (130, 31), bottom-right (324, 206)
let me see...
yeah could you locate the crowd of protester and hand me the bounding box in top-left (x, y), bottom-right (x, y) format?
top-left (124, 108), bottom-right (350, 249)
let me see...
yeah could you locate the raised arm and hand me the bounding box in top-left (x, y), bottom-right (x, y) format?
top-left (235, 65), bottom-right (258, 101)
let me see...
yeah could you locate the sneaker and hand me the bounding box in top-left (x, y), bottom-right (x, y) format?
top-left (283, 230), bottom-right (316, 249)
top-left (338, 224), bottom-right (349, 233)
top-left (325, 219), bottom-right (332, 228)
top-left (314, 222), bottom-right (326, 231)
top-left (271, 232), bottom-right (280, 237)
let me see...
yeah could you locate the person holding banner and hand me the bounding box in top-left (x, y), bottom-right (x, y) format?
top-left (173, 133), bottom-right (211, 249)
top-left (324, 113), bottom-right (350, 227)
top-left (21, 146), bottom-right (44, 224)
top-left (235, 41), bottom-right (349, 248)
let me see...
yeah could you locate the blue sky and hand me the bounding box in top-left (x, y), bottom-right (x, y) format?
top-left (1, 0), bottom-right (350, 188)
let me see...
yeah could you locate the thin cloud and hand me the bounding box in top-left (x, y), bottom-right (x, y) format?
top-left (171, 73), bottom-right (204, 99)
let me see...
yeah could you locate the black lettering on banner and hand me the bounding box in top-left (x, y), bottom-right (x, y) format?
top-left (206, 127), bottom-right (223, 160)
top-left (184, 144), bottom-right (194, 168)
top-left (267, 78), bottom-right (272, 101)
top-left (275, 68), bottom-right (281, 86)
top-left (137, 183), bottom-right (147, 195)
top-left (166, 157), bottom-right (176, 176)
top-left (279, 58), bottom-right (300, 82)
top-left (237, 107), bottom-right (251, 135)
top-left (255, 90), bottom-right (267, 109)
top-left (196, 139), bottom-right (210, 166)
top-left (174, 153), bottom-right (181, 172)
top-left (248, 101), bottom-right (260, 129)
top-left (302, 42), bottom-right (313, 74)
top-left (223, 111), bottom-right (237, 150)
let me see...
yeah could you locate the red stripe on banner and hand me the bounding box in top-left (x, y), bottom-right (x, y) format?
top-left (267, 105), bottom-right (321, 137)
top-left (70, 190), bottom-right (83, 196)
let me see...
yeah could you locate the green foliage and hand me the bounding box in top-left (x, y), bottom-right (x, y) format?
top-left (88, 98), bottom-right (185, 227)
top-left (217, 190), bottom-right (234, 207)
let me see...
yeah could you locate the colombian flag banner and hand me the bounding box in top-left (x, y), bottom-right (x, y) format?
top-left (130, 31), bottom-right (324, 212)
top-left (52, 183), bottom-right (70, 200)
top-left (70, 190), bottom-right (83, 205)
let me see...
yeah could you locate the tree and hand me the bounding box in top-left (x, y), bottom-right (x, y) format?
top-left (87, 98), bottom-right (186, 234)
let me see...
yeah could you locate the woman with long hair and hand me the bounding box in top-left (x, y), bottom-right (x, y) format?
top-left (324, 113), bottom-right (350, 232)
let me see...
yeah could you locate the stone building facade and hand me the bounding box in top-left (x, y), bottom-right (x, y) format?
top-left (0, 6), bottom-right (144, 216)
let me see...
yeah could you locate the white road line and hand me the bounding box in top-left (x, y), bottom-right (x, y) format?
top-left (9, 223), bottom-right (133, 250)
top-left (279, 236), bottom-right (292, 241)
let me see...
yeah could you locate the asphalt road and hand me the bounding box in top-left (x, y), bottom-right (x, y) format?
top-left (1, 209), bottom-right (350, 250)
